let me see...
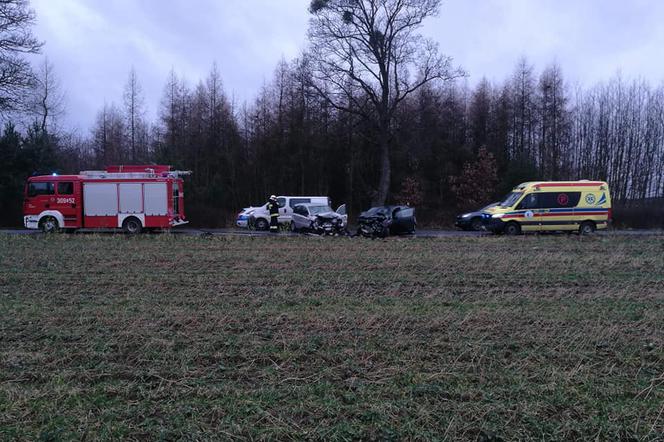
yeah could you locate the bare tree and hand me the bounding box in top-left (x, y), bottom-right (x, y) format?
top-left (468, 77), bottom-right (491, 152)
top-left (307, 0), bottom-right (463, 204)
top-left (538, 62), bottom-right (569, 179)
top-left (157, 68), bottom-right (189, 163)
top-left (92, 102), bottom-right (124, 165)
top-left (123, 67), bottom-right (146, 162)
top-left (29, 57), bottom-right (64, 133)
top-left (0, 0), bottom-right (42, 114)
top-left (510, 58), bottom-right (537, 162)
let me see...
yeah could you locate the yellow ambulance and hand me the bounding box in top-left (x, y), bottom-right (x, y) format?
top-left (482, 181), bottom-right (612, 235)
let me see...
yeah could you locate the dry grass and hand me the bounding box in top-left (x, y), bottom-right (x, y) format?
top-left (0, 233), bottom-right (662, 441)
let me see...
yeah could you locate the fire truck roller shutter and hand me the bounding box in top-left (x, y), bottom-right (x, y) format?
top-left (143, 183), bottom-right (168, 216)
top-left (119, 183), bottom-right (142, 213)
top-left (118, 183), bottom-right (145, 229)
top-left (84, 183), bottom-right (118, 216)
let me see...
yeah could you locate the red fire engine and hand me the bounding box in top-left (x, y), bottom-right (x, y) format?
top-left (23, 165), bottom-right (190, 233)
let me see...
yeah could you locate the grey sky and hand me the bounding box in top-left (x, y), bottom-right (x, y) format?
top-left (32, 0), bottom-right (664, 132)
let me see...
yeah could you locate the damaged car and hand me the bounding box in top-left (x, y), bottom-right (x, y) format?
top-left (356, 206), bottom-right (416, 238)
top-left (290, 203), bottom-right (348, 235)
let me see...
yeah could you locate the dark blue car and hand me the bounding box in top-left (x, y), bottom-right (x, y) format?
top-left (454, 203), bottom-right (498, 231)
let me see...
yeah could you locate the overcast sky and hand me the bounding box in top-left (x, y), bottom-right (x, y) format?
top-left (32, 0), bottom-right (664, 132)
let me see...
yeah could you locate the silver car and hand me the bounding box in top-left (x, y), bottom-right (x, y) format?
top-left (290, 203), bottom-right (347, 234)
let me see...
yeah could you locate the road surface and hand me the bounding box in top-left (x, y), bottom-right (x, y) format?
top-left (1, 228), bottom-right (662, 237)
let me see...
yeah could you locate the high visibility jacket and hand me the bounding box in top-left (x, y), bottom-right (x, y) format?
top-left (268, 201), bottom-right (279, 218)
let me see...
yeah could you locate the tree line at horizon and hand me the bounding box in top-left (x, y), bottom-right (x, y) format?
top-left (1, 0), bottom-right (663, 227)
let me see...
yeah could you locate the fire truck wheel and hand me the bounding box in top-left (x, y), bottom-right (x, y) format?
top-left (39, 216), bottom-right (59, 233)
top-left (122, 217), bottom-right (143, 234)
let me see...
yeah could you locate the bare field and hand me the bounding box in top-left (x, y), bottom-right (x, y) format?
top-left (0, 234), bottom-right (662, 441)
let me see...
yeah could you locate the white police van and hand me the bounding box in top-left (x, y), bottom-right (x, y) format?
top-left (236, 196), bottom-right (331, 230)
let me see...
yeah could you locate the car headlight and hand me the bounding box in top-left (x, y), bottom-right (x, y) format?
top-left (461, 213), bottom-right (470, 218)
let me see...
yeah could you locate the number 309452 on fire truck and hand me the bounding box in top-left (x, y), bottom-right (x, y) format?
top-left (23, 165), bottom-right (191, 233)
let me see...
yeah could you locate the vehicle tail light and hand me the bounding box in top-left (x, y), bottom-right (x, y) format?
top-left (608, 208), bottom-right (613, 223)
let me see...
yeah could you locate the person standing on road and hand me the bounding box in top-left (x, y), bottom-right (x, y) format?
top-left (267, 195), bottom-right (280, 233)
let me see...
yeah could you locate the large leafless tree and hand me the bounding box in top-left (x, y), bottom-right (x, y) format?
top-left (0, 0), bottom-right (42, 113)
top-left (29, 57), bottom-right (64, 132)
top-left (123, 67), bottom-right (146, 161)
top-left (307, 0), bottom-right (463, 204)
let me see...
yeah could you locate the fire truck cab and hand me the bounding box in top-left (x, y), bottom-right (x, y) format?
top-left (23, 165), bottom-right (190, 233)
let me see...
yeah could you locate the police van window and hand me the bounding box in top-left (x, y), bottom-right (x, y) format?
top-left (277, 197), bottom-right (286, 208)
top-left (293, 205), bottom-right (307, 216)
top-left (57, 182), bottom-right (74, 195)
top-left (289, 198), bottom-right (310, 208)
top-left (28, 182), bottom-right (54, 197)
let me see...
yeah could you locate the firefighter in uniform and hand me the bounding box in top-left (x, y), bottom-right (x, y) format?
top-left (267, 195), bottom-right (279, 232)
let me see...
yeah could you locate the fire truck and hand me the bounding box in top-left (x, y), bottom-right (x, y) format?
top-left (23, 165), bottom-right (190, 233)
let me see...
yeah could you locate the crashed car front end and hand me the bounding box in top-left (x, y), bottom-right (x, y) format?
top-left (312, 212), bottom-right (346, 235)
top-left (357, 214), bottom-right (391, 238)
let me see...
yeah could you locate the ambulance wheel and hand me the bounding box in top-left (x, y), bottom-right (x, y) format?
top-left (123, 217), bottom-right (143, 234)
top-left (39, 216), bottom-right (59, 233)
top-left (504, 222), bottom-right (521, 236)
top-left (255, 218), bottom-right (269, 231)
top-left (579, 221), bottom-right (596, 235)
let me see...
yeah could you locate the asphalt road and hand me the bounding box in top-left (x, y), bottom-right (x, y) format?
top-left (1, 227), bottom-right (662, 237)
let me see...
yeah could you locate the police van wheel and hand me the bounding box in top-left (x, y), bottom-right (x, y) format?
top-left (40, 216), bottom-right (59, 233)
top-left (579, 221), bottom-right (596, 235)
top-left (504, 222), bottom-right (521, 236)
top-left (255, 218), bottom-right (269, 231)
top-left (123, 217), bottom-right (143, 234)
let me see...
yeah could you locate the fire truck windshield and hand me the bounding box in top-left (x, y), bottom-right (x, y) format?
top-left (28, 182), bottom-right (54, 197)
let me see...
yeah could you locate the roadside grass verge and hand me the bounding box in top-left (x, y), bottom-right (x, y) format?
top-left (0, 234), bottom-right (662, 440)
